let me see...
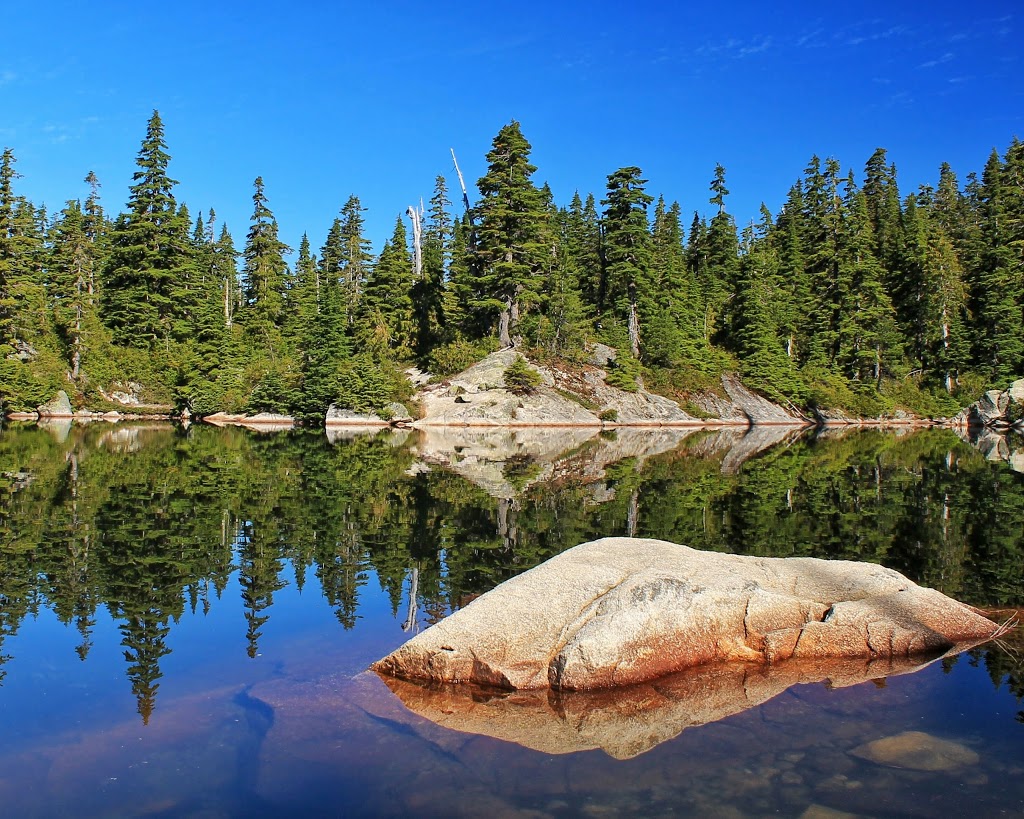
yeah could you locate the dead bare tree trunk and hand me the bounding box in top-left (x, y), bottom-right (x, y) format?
top-left (498, 308), bottom-right (512, 348)
top-left (628, 298), bottom-right (641, 359)
top-left (451, 148), bottom-right (472, 220)
top-left (406, 204), bottom-right (423, 279)
top-left (402, 567), bottom-right (420, 633)
top-left (626, 489), bottom-right (639, 537)
top-left (223, 277), bottom-right (232, 328)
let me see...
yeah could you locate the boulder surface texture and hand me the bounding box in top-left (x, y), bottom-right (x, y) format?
top-left (373, 537), bottom-right (997, 691)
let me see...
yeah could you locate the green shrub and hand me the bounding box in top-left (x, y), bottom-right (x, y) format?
top-left (503, 355), bottom-right (542, 395)
top-left (604, 354), bottom-right (641, 392)
top-left (428, 337), bottom-right (499, 377)
top-left (599, 408), bottom-right (618, 422)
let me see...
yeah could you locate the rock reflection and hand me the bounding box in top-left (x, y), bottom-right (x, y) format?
top-left (377, 651), bottom-right (971, 760)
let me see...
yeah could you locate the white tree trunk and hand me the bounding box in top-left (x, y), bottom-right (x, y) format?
top-left (406, 204), bottom-right (423, 279)
top-left (628, 299), bottom-right (641, 359)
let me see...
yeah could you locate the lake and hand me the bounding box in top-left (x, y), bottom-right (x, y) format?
top-left (1, 421), bottom-right (1023, 817)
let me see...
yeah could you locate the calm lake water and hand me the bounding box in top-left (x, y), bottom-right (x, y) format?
top-left (1, 421), bottom-right (1024, 817)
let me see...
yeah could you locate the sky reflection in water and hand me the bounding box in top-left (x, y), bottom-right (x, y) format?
top-left (0, 422), bottom-right (1023, 817)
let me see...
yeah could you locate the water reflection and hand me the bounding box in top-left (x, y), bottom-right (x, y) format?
top-left (1, 421), bottom-right (1023, 727)
top-left (377, 650), bottom-right (975, 759)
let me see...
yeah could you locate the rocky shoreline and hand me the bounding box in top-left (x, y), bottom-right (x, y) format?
top-left (7, 352), bottom-right (1023, 434)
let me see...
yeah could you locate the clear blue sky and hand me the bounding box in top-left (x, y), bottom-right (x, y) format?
top-left (2, 1), bottom-right (1021, 255)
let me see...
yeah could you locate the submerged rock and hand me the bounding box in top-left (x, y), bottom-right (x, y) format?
top-left (850, 730), bottom-right (979, 771)
top-left (373, 538), bottom-right (998, 691)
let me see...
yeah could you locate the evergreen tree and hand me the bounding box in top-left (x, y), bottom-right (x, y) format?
top-left (700, 164), bottom-right (740, 342)
top-left (771, 182), bottom-right (810, 363)
top-left (732, 211), bottom-right (800, 400)
top-left (48, 201), bottom-right (97, 380)
top-left (837, 181), bottom-right (903, 384)
top-left (413, 176), bottom-right (451, 360)
top-left (102, 111), bottom-right (195, 347)
top-left (601, 166), bottom-right (653, 360)
top-left (534, 203), bottom-right (589, 359)
top-left (800, 156), bottom-right (846, 369)
top-left (213, 224), bottom-right (240, 329)
top-left (360, 216), bottom-right (413, 356)
top-left (906, 192), bottom-right (970, 392)
top-left (647, 198), bottom-right (706, 367)
top-left (338, 195), bottom-right (373, 333)
top-left (239, 176), bottom-right (290, 337)
top-left (0, 148), bottom-right (20, 355)
top-left (471, 121), bottom-right (547, 347)
top-left (970, 147), bottom-right (1024, 380)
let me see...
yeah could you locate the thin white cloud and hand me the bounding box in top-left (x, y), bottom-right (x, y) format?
top-left (694, 35), bottom-right (773, 60)
top-left (0, 70), bottom-right (16, 86)
top-left (846, 24), bottom-right (909, 47)
top-left (919, 52), bottom-right (955, 69)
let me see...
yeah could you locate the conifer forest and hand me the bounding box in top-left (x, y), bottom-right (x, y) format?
top-left (1, 112), bottom-right (1022, 420)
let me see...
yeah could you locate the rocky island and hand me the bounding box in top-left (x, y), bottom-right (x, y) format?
top-left (373, 537), bottom-right (1000, 691)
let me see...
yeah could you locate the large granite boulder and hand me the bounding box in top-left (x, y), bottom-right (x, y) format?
top-left (692, 375), bottom-right (806, 425)
top-left (37, 390), bottom-right (73, 417)
top-left (373, 537), bottom-right (997, 691)
top-left (952, 378), bottom-right (1024, 428)
top-left (414, 350), bottom-right (702, 427)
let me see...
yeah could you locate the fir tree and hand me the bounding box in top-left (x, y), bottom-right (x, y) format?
top-left (0, 148), bottom-right (20, 355)
top-left (101, 111), bottom-right (197, 347)
top-left (971, 147), bottom-right (1024, 380)
top-left (239, 176), bottom-right (290, 337)
top-left (601, 166), bottom-right (653, 359)
top-left (702, 164), bottom-right (740, 343)
top-left (413, 176), bottom-right (451, 360)
top-left (338, 195), bottom-right (373, 333)
top-left (360, 216), bottom-right (413, 357)
top-left (471, 121), bottom-right (547, 348)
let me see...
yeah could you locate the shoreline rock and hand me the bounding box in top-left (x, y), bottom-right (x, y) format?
top-left (373, 537), bottom-right (999, 691)
top-left (952, 378), bottom-right (1024, 429)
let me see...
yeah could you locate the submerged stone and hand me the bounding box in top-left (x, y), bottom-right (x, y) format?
top-left (373, 538), bottom-right (999, 691)
top-left (850, 730), bottom-right (979, 771)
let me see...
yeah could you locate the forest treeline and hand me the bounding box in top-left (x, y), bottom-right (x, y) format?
top-left (1, 112), bottom-right (1022, 420)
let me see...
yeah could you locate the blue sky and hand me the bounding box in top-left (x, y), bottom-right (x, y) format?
top-left (2, 2), bottom-right (1021, 255)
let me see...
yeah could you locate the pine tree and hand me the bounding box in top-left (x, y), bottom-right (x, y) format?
top-left (239, 176), bottom-right (290, 337)
top-left (413, 176), bottom-right (451, 360)
top-left (970, 147), bottom-right (1024, 380)
top-left (905, 192), bottom-right (970, 392)
top-left (702, 164), bottom-right (740, 343)
top-left (772, 182), bottom-right (810, 363)
top-left (338, 195), bottom-right (373, 333)
top-left (564, 191), bottom-right (603, 324)
top-left (647, 198), bottom-right (705, 367)
top-left (800, 156), bottom-right (846, 369)
top-left (732, 213), bottom-right (800, 400)
top-left (534, 204), bottom-right (589, 359)
top-left (48, 201), bottom-right (97, 380)
top-left (212, 224), bottom-right (240, 329)
top-left (360, 216), bottom-right (413, 357)
top-left (101, 111), bottom-right (196, 346)
top-left (0, 148), bottom-right (20, 354)
top-left (601, 166), bottom-right (653, 360)
top-left (837, 182), bottom-right (903, 384)
top-left (471, 121), bottom-right (547, 347)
